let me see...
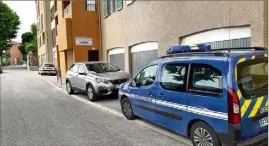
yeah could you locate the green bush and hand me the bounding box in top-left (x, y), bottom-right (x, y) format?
top-left (1, 60), bottom-right (11, 66)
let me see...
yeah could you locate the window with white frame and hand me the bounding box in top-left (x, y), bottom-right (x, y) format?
top-left (86, 0), bottom-right (96, 11)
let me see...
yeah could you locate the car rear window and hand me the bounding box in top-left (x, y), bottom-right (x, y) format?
top-left (237, 58), bottom-right (268, 99)
top-left (44, 64), bottom-right (54, 67)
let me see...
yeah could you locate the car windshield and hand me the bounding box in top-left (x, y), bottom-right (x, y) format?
top-left (44, 64), bottom-right (54, 67)
top-left (85, 63), bottom-right (119, 73)
top-left (237, 57), bottom-right (268, 99)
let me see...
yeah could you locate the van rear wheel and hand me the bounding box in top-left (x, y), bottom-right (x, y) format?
top-left (190, 121), bottom-right (220, 146)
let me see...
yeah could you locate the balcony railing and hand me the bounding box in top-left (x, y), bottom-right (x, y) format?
top-left (63, 4), bottom-right (71, 16)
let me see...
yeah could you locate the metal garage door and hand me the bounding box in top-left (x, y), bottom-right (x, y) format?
top-left (131, 42), bottom-right (158, 77)
top-left (207, 38), bottom-right (250, 50)
top-left (108, 48), bottom-right (125, 71)
top-left (181, 26), bottom-right (251, 49)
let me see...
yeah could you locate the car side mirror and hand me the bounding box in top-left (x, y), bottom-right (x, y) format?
top-left (131, 80), bottom-right (137, 87)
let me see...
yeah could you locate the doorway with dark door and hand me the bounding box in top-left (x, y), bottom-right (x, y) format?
top-left (88, 50), bottom-right (99, 61)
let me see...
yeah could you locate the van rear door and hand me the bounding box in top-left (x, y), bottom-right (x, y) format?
top-left (236, 56), bottom-right (268, 140)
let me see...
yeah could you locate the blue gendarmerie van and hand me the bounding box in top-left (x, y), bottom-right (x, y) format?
top-left (119, 45), bottom-right (268, 146)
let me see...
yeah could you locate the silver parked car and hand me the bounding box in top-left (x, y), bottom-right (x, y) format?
top-left (38, 63), bottom-right (57, 76)
top-left (66, 62), bottom-right (130, 101)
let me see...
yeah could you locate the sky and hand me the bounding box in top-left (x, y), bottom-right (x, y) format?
top-left (3, 1), bottom-right (36, 43)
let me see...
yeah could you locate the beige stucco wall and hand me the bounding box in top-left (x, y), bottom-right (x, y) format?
top-left (100, 0), bottom-right (267, 73)
top-left (37, 0), bottom-right (53, 64)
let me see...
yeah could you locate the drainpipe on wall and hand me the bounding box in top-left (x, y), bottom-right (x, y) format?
top-left (98, 0), bottom-right (103, 61)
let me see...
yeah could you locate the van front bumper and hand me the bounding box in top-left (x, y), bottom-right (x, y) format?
top-left (217, 124), bottom-right (268, 146)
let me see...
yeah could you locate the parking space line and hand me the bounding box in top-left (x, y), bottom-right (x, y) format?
top-left (39, 75), bottom-right (192, 146)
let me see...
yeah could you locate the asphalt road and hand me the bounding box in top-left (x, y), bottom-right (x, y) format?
top-left (0, 67), bottom-right (188, 146)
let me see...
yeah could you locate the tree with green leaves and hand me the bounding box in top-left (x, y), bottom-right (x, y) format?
top-left (20, 24), bottom-right (37, 60)
top-left (0, 2), bottom-right (20, 64)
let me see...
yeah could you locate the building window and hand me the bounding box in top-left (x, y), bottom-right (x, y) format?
top-left (55, 15), bottom-right (58, 25)
top-left (42, 32), bottom-right (45, 45)
top-left (37, 2), bottom-right (40, 16)
top-left (104, 0), bottom-right (122, 17)
top-left (104, 0), bottom-right (109, 17)
top-left (115, 0), bottom-right (123, 10)
top-left (54, 0), bottom-right (57, 11)
top-left (51, 29), bottom-right (56, 48)
top-left (39, 37), bottom-right (41, 47)
top-left (51, 6), bottom-right (55, 22)
top-left (40, 14), bottom-right (43, 32)
top-left (86, 0), bottom-right (96, 11)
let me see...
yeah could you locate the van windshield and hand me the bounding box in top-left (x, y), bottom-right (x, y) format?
top-left (237, 58), bottom-right (268, 99)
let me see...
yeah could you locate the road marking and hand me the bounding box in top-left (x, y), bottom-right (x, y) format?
top-left (39, 75), bottom-right (192, 146)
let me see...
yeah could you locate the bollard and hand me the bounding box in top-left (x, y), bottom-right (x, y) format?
top-left (57, 69), bottom-right (62, 85)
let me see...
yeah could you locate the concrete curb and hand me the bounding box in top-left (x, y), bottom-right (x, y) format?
top-left (39, 75), bottom-right (192, 146)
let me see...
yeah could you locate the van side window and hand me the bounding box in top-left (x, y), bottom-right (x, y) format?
top-left (160, 64), bottom-right (187, 92)
top-left (189, 64), bottom-right (223, 97)
top-left (134, 65), bottom-right (158, 87)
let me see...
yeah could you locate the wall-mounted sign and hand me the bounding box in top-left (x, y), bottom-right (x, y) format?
top-left (75, 37), bottom-right (92, 46)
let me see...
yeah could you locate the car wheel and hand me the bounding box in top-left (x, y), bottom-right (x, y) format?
top-left (66, 81), bottom-right (74, 94)
top-left (190, 121), bottom-right (220, 146)
top-left (121, 97), bottom-right (135, 120)
top-left (87, 85), bottom-right (97, 102)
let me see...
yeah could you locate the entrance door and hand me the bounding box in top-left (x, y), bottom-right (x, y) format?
top-left (88, 50), bottom-right (99, 61)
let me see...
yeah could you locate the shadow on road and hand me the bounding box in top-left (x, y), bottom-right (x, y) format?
top-left (2, 65), bottom-right (27, 70)
top-left (74, 92), bottom-right (118, 101)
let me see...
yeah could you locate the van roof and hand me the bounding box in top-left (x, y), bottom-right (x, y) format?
top-left (153, 47), bottom-right (267, 64)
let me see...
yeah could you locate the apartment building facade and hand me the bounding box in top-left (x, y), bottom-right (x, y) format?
top-left (36, 0), bottom-right (53, 66)
top-left (100, 0), bottom-right (268, 77)
top-left (51, 0), bottom-right (100, 79)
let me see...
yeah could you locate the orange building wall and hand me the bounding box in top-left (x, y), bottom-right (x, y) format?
top-left (59, 51), bottom-right (67, 79)
top-left (56, 0), bottom-right (100, 80)
top-left (71, 1), bottom-right (100, 63)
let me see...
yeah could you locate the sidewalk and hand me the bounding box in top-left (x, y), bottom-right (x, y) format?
top-left (40, 75), bottom-right (66, 91)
